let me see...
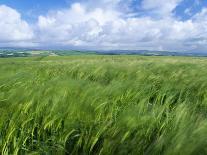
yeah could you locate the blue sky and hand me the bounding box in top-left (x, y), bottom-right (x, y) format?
top-left (1, 0), bottom-right (206, 21)
top-left (175, 0), bottom-right (207, 20)
top-left (0, 0), bottom-right (207, 51)
top-left (0, 0), bottom-right (70, 22)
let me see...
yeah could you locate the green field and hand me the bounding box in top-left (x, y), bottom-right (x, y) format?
top-left (1, 56), bottom-right (207, 154)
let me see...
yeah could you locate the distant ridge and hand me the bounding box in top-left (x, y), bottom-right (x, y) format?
top-left (95, 50), bottom-right (207, 57)
top-left (0, 48), bottom-right (207, 57)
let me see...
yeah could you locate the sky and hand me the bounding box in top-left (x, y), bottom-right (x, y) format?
top-left (0, 0), bottom-right (207, 51)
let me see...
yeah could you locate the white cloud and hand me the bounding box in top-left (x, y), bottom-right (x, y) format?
top-left (193, 8), bottom-right (207, 21)
top-left (0, 5), bottom-right (34, 44)
top-left (33, 1), bottom-right (207, 51)
top-left (36, 3), bottom-right (120, 46)
top-left (0, 1), bottom-right (207, 51)
top-left (141, 0), bottom-right (183, 17)
top-left (184, 8), bottom-right (192, 16)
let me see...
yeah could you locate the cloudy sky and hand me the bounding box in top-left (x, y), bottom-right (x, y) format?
top-left (0, 0), bottom-right (207, 51)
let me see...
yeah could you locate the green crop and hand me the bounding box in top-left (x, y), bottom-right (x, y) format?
top-left (1, 55), bottom-right (207, 154)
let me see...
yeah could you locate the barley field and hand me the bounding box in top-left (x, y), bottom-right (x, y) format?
top-left (1, 56), bottom-right (207, 154)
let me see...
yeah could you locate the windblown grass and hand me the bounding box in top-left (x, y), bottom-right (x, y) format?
top-left (1, 56), bottom-right (207, 154)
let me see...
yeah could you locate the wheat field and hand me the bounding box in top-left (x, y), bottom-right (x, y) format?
top-left (1, 56), bottom-right (207, 154)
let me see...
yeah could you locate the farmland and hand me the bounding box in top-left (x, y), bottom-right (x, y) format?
top-left (1, 55), bottom-right (207, 154)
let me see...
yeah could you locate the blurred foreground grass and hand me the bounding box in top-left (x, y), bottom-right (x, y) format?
top-left (1, 56), bottom-right (207, 154)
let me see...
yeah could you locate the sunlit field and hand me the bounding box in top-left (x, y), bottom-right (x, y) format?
top-left (1, 56), bottom-right (207, 154)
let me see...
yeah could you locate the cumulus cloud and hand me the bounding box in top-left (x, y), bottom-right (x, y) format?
top-left (33, 0), bottom-right (207, 51)
top-left (36, 3), bottom-right (120, 47)
top-left (0, 5), bottom-right (34, 45)
top-left (0, 0), bottom-right (207, 51)
top-left (141, 0), bottom-right (182, 17)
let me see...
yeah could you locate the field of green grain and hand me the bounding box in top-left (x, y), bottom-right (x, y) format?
top-left (1, 56), bottom-right (207, 154)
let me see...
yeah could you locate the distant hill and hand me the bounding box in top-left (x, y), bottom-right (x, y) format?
top-left (95, 50), bottom-right (207, 57)
top-left (0, 48), bottom-right (207, 57)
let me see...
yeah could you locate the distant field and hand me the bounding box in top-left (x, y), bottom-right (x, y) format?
top-left (1, 56), bottom-right (207, 154)
top-left (0, 50), bottom-right (96, 57)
